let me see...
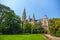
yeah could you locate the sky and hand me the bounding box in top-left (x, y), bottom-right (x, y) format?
top-left (0, 0), bottom-right (60, 19)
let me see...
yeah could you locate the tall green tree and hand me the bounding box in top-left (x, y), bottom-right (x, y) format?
top-left (0, 4), bottom-right (22, 34)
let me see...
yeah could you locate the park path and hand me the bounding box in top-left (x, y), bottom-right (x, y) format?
top-left (44, 34), bottom-right (60, 40)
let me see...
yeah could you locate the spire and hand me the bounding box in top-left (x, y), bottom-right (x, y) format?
top-left (22, 8), bottom-right (26, 22)
top-left (32, 13), bottom-right (35, 21)
top-left (33, 13), bottom-right (35, 18)
top-left (28, 15), bottom-right (30, 19)
top-left (28, 15), bottom-right (30, 22)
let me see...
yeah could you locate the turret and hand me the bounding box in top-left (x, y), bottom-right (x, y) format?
top-left (42, 15), bottom-right (49, 33)
top-left (42, 15), bottom-right (48, 27)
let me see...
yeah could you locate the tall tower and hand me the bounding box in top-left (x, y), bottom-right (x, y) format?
top-left (42, 15), bottom-right (48, 30)
top-left (32, 13), bottom-right (35, 24)
top-left (28, 15), bottom-right (30, 22)
top-left (22, 8), bottom-right (26, 22)
top-left (32, 13), bottom-right (35, 21)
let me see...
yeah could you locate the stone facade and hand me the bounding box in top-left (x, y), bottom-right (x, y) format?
top-left (42, 15), bottom-right (48, 30)
top-left (22, 9), bottom-right (48, 30)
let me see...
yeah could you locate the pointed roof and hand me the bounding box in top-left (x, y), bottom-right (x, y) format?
top-left (28, 15), bottom-right (30, 19)
top-left (28, 15), bottom-right (31, 22)
top-left (22, 8), bottom-right (26, 19)
top-left (23, 8), bottom-right (26, 15)
top-left (32, 13), bottom-right (35, 21)
top-left (43, 15), bottom-right (48, 19)
top-left (32, 13), bottom-right (35, 18)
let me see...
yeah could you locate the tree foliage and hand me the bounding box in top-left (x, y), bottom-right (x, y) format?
top-left (31, 22), bottom-right (46, 34)
top-left (0, 4), bottom-right (21, 34)
top-left (23, 22), bottom-right (32, 33)
top-left (49, 18), bottom-right (60, 37)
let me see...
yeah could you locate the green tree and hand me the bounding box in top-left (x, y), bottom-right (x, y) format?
top-left (0, 4), bottom-right (10, 34)
top-left (0, 4), bottom-right (22, 34)
top-left (49, 18), bottom-right (60, 37)
top-left (23, 22), bottom-right (32, 33)
top-left (2, 11), bottom-right (21, 34)
top-left (31, 23), bottom-right (38, 33)
top-left (31, 22), bottom-right (46, 34)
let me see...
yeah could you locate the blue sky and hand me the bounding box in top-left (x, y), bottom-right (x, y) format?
top-left (0, 0), bottom-right (60, 19)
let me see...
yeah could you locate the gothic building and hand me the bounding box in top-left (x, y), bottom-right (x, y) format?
top-left (22, 8), bottom-right (48, 30)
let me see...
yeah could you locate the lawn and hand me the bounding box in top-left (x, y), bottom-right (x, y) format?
top-left (0, 34), bottom-right (47, 40)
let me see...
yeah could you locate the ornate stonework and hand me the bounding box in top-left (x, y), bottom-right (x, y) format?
top-left (22, 9), bottom-right (48, 29)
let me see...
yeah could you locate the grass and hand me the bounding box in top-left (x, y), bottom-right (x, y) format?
top-left (0, 34), bottom-right (47, 40)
